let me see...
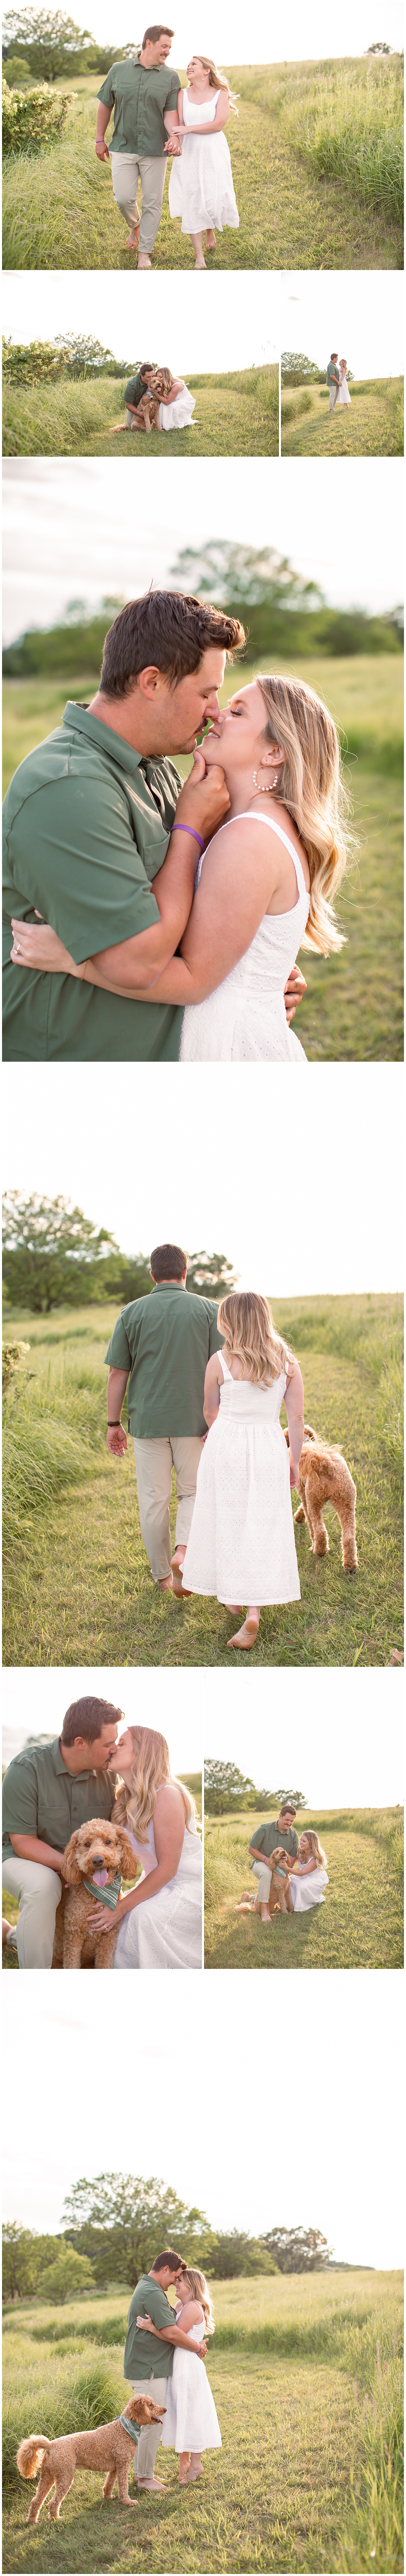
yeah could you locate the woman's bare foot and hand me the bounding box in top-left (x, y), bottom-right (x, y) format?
top-left (228, 1610), bottom-right (260, 1651)
top-left (225, 1601), bottom-right (242, 1613)
top-left (159, 1573), bottom-right (173, 1592)
top-left (138, 252), bottom-right (151, 268)
top-left (205, 230), bottom-right (216, 248)
top-left (194, 256), bottom-right (206, 268)
top-left (171, 1549), bottom-right (191, 1598)
top-left (179, 2451), bottom-right (191, 2484)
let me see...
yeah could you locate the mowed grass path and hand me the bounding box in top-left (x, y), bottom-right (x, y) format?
top-left (281, 379), bottom-right (403, 458)
top-left (3, 2274), bottom-right (403, 2574)
top-left (2, 63), bottom-right (403, 272)
top-left (204, 1807), bottom-right (404, 1970)
top-left (2, 367), bottom-right (278, 461)
top-left (2, 653), bottom-right (403, 1060)
top-left (3, 1295), bottom-right (403, 1670)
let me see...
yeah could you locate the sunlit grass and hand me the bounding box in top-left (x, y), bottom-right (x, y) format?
top-left (2, 365), bottom-right (278, 459)
top-left (204, 1806), bottom-right (404, 1969)
top-left (281, 378), bottom-right (403, 458)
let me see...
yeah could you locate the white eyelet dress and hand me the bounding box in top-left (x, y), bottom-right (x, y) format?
top-left (161, 2308), bottom-right (222, 2455)
top-left (113, 1802), bottom-right (202, 1971)
top-left (178, 816), bottom-right (310, 1061)
top-left (338, 371), bottom-right (351, 405)
top-left (168, 88), bottom-right (239, 236)
top-left (158, 382), bottom-right (196, 431)
top-left (180, 1353), bottom-right (301, 1607)
top-left (290, 1864), bottom-right (329, 1911)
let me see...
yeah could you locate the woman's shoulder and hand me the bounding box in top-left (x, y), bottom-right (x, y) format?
top-left (155, 1779), bottom-right (184, 1814)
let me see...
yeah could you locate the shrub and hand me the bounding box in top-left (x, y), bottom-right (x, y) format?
top-left (2, 75), bottom-right (75, 154)
top-left (2, 335), bottom-right (69, 386)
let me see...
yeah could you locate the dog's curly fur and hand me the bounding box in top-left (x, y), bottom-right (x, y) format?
top-left (16, 2394), bottom-right (165, 2520)
top-left (52, 1817), bottom-right (136, 1970)
top-left (236, 1848), bottom-right (292, 1920)
top-left (285, 1422), bottom-right (357, 1570)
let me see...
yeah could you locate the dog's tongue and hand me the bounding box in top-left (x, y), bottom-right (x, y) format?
top-left (93, 1867), bottom-right (108, 1887)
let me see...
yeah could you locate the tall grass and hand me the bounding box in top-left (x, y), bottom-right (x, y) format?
top-left (3, 2352), bottom-right (121, 2488)
top-left (2, 362), bottom-right (278, 461)
top-left (2, 1353), bottom-right (106, 1580)
top-left (276, 62), bottom-right (404, 221)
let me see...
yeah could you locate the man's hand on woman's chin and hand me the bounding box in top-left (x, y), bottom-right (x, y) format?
top-left (174, 753), bottom-right (230, 844)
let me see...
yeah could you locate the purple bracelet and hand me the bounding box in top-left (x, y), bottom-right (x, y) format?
top-left (172, 823), bottom-right (204, 852)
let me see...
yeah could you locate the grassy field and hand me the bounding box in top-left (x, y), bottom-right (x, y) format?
top-left (2, 59), bottom-right (403, 272)
top-left (2, 365), bottom-right (278, 460)
top-left (204, 1806), bottom-right (404, 1970)
top-left (281, 378), bottom-right (403, 458)
top-left (3, 2272), bottom-right (403, 2572)
top-left (3, 650), bottom-right (403, 1061)
top-left (2, 1294), bottom-right (403, 1670)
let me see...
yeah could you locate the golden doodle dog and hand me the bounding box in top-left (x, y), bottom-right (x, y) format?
top-left (52, 1817), bottom-right (136, 1970)
top-left (16, 2395), bottom-right (165, 2521)
top-left (284, 1423), bottom-right (357, 1570)
top-left (236, 1849), bottom-right (293, 1920)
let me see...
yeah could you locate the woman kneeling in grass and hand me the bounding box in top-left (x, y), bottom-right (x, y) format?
top-left (289, 1830), bottom-right (329, 1908)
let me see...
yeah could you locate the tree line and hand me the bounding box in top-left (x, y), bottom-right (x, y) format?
top-left (205, 1762), bottom-right (308, 1815)
top-left (2, 1191), bottom-right (236, 1315)
top-left (3, 2173), bottom-right (333, 2303)
top-left (3, 7), bottom-right (133, 83)
top-left (3, 539), bottom-right (403, 681)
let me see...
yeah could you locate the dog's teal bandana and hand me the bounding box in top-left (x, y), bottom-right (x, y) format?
top-left (83, 1869), bottom-right (122, 1910)
top-left (119, 2415), bottom-right (140, 2444)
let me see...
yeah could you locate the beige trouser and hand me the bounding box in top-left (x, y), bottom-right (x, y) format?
top-left (133, 1435), bottom-right (202, 1581)
top-left (111, 151), bottom-right (166, 250)
top-left (130, 2374), bottom-right (168, 2478)
top-left (251, 1858), bottom-right (272, 1904)
top-left (2, 1853), bottom-right (62, 1968)
top-left (329, 384), bottom-right (339, 408)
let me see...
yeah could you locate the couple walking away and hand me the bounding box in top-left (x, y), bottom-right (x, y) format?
top-left (112, 358), bottom-right (196, 436)
top-left (106, 1244), bottom-right (304, 1652)
top-left (4, 591), bottom-right (351, 1066)
top-left (327, 352), bottom-right (351, 410)
top-left (2, 1703), bottom-right (202, 1971)
top-left (238, 1801), bottom-right (329, 1919)
top-left (96, 26), bottom-right (239, 269)
top-left (124, 2250), bottom-right (221, 2486)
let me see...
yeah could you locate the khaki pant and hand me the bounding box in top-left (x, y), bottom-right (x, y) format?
top-left (111, 151), bottom-right (166, 251)
top-left (252, 1860), bottom-right (274, 1905)
top-left (133, 1435), bottom-right (202, 1581)
top-left (329, 384), bottom-right (339, 409)
top-left (2, 1853), bottom-right (62, 1969)
top-left (129, 2374), bottom-right (168, 2478)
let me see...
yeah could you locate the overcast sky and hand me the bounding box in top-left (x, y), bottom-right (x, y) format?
top-left (2, 1667), bottom-right (202, 1780)
top-left (2, 457), bottom-right (403, 643)
top-left (3, 1061), bottom-right (403, 1291)
top-left (282, 271), bottom-right (404, 378)
top-left (3, 271), bottom-right (278, 371)
top-left (3, 1973), bottom-right (403, 2265)
top-left (27, 2), bottom-right (402, 64)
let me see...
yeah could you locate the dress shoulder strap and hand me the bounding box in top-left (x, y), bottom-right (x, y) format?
top-left (221, 811), bottom-right (307, 898)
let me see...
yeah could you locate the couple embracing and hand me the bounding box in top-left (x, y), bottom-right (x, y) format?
top-left (4, 590), bottom-right (351, 1066)
top-left (2, 1700), bottom-right (201, 1971)
top-left (124, 2248), bottom-right (221, 2489)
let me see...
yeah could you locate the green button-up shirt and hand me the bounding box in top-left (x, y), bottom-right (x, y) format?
top-left (124, 370), bottom-right (151, 409)
top-left (97, 50), bottom-right (180, 156)
top-left (326, 361), bottom-right (339, 386)
top-left (3, 702), bottom-right (183, 1064)
top-left (2, 1735), bottom-right (114, 1856)
top-left (106, 1282), bottom-right (224, 1438)
top-left (124, 2275), bottom-right (176, 2383)
top-left (250, 1821), bottom-right (299, 1862)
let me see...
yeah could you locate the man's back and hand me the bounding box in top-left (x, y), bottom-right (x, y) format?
top-left (106, 1285), bottom-right (224, 1437)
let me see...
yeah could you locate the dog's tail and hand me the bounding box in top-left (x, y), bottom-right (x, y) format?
top-left (16, 2437), bottom-right (51, 2480)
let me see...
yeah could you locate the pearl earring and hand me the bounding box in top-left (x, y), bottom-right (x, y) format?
top-left (252, 769), bottom-right (275, 793)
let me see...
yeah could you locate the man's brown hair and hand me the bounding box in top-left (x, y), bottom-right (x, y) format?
top-left (142, 26), bottom-right (174, 45)
top-left (99, 591), bottom-right (245, 699)
top-left (150, 1243), bottom-right (187, 1281)
top-left (152, 2249), bottom-right (188, 2273)
top-left (61, 1697), bottom-right (123, 1746)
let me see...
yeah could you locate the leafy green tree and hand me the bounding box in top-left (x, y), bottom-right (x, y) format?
top-left (204, 1760), bottom-right (262, 1814)
top-left (62, 2173), bottom-right (210, 2286)
top-left (209, 2232), bottom-right (276, 2278)
top-left (170, 537), bottom-right (321, 614)
top-left (37, 2245), bottom-right (95, 2303)
top-left (2, 1192), bottom-right (116, 1312)
top-left (186, 1250), bottom-right (236, 1298)
top-left (281, 350), bottom-right (322, 384)
top-left (2, 2223), bottom-right (40, 2301)
top-left (3, 10), bottom-right (86, 79)
top-left (261, 2227), bottom-right (333, 2272)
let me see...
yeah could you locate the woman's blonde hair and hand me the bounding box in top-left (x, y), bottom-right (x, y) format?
top-left (191, 55), bottom-right (239, 109)
top-left (182, 2267), bottom-right (215, 2332)
top-left (155, 367), bottom-right (173, 396)
top-left (113, 1725), bottom-right (198, 1847)
top-left (217, 1292), bottom-right (294, 1387)
top-left (301, 1829), bottom-right (327, 1866)
top-left (257, 672), bottom-right (356, 956)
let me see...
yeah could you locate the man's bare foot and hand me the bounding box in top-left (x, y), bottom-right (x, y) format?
top-left (125, 224), bottom-right (140, 248)
top-left (137, 2474), bottom-right (165, 2489)
top-left (138, 252), bottom-right (151, 268)
top-left (171, 1550), bottom-right (191, 1598)
top-left (228, 1612), bottom-right (259, 1651)
top-left (159, 1573), bottom-right (173, 1592)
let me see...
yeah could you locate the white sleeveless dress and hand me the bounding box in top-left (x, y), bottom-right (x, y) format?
top-left (179, 815), bottom-right (310, 1061)
top-left (290, 1864), bottom-right (329, 1910)
top-left (168, 89), bottom-right (239, 236)
top-left (181, 1352), bottom-right (301, 1607)
top-left (161, 2307), bottom-right (222, 2454)
top-left (113, 1799), bottom-right (202, 1972)
top-left (159, 383), bottom-right (196, 431)
top-left (338, 371), bottom-right (351, 406)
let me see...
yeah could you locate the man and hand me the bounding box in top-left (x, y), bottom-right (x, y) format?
top-left (327, 353), bottom-right (340, 411)
top-left (2, 1696), bottom-right (121, 1970)
top-left (96, 25), bottom-right (183, 267)
top-left (247, 1804), bottom-right (299, 1918)
top-left (124, 2248), bottom-right (207, 2491)
top-left (111, 357), bottom-right (157, 432)
top-left (106, 1241), bottom-right (224, 1593)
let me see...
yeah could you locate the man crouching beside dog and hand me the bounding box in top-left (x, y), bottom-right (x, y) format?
top-left (236, 1803), bottom-right (299, 1923)
top-left (17, 2249), bottom-right (207, 2514)
top-left (2, 1695), bottom-right (122, 1968)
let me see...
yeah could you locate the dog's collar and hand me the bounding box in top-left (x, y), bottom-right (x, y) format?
top-left (119, 2414), bottom-right (140, 2443)
top-left (82, 1868), bottom-right (121, 1910)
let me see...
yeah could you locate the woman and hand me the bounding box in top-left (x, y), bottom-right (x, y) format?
top-left (168, 54), bottom-right (239, 267)
top-left (138, 2267), bottom-right (221, 2483)
top-left (87, 1724), bottom-right (202, 1970)
top-left (337, 360), bottom-right (351, 407)
top-left (153, 366), bottom-right (196, 432)
top-left (10, 675), bottom-right (353, 1064)
top-left (180, 1292), bottom-right (304, 1651)
top-left (289, 1830), bottom-right (328, 1909)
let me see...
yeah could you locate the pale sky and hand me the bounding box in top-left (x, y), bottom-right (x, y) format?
top-left (2, 1062), bottom-right (403, 1290)
top-left (2, 271), bottom-right (279, 372)
top-left (2, 1667), bottom-right (202, 1779)
top-left (282, 271), bottom-right (404, 379)
top-left (2, 1973), bottom-right (403, 2265)
top-left (31, 2), bottom-right (402, 65)
top-left (202, 1668), bottom-right (404, 1806)
top-left (2, 457), bottom-right (403, 644)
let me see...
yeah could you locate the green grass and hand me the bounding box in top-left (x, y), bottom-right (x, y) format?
top-left (204, 1806), bottom-right (404, 1969)
top-left (2, 61), bottom-right (403, 272)
top-left (2, 2273), bottom-right (403, 2571)
top-left (2, 364), bottom-right (278, 459)
top-left (2, 1294), bottom-right (403, 1670)
top-left (3, 651), bottom-right (403, 1060)
top-left (282, 378), bottom-right (403, 458)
